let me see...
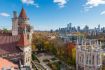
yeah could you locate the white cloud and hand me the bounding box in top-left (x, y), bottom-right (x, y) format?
top-left (85, 0), bottom-right (105, 8)
top-left (22, 0), bottom-right (34, 4)
top-left (0, 13), bottom-right (10, 17)
top-left (21, 0), bottom-right (39, 8)
top-left (100, 10), bottom-right (105, 15)
top-left (53, 0), bottom-right (69, 8)
top-left (34, 4), bottom-right (39, 8)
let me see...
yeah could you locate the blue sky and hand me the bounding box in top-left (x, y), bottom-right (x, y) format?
top-left (0, 0), bottom-right (105, 30)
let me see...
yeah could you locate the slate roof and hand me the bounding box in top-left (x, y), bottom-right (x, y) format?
top-left (0, 35), bottom-right (22, 55)
top-left (17, 34), bottom-right (30, 47)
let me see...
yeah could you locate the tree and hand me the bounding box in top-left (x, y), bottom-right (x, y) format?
top-left (51, 46), bottom-right (57, 55)
top-left (72, 48), bottom-right (76, 65)
top-left (44, 41), bottom-right (50, 51)
top-left (3, 28), bottom-right (8, 33)
top-left (36, 43), bottom-right (44, 51)
top-left (32, 44), bottom-right (36, 51)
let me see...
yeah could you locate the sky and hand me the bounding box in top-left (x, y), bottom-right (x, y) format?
top-left (0, 0), bottom-right (105, 30)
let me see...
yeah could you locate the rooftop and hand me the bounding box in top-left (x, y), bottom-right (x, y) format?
top-left (19, 8), bottom-right (27, 18)
top-left (0, 35), bottom-right (22, 55)
top-left (0, 57), bottom-right (18, 69)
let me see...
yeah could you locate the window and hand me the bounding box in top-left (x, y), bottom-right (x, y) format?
top-left (27, 34), bottom-right (29, 40)
top-left (89, 59), bottom-right (91, 64)
top-left (28, 57), bottom-right (30, 61)
top-left (81, 54), bottom-right (84, 63)
top-left (92, 55), bottom-right (94, 64)
top-left (26, 58), bottom-right (27, 63)
top-left (80, 56), bottom-right (81, 62)
top-left (89, 54), bottom-right (91, 64)
top-left (86, 56), bottom-right (88, 64)
top-left (97, 55), bottom-right (99, 65)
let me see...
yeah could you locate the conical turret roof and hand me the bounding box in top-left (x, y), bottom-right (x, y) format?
top-left (19, 8), bottom-right (27, 18)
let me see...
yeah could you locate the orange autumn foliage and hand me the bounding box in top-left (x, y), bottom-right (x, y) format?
top-left (66, 42), bottom-right (76, 57)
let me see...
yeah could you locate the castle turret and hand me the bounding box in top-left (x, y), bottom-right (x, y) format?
top-left (12, 11), bottom-right (18, 35)
top-left (17, 34), bottom-right (31, 66)
top-left (18, 8), bottom-right (32, 43)
top-left (18, 8), bottom-right (29, 26)
top-left (17, 8), bottom-right (32, 67)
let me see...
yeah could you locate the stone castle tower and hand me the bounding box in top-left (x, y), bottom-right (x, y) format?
top-left (12, 8), bottom-right (33, 67)
top-left (12, 11), bottom-right (18, 35)
top-left (76, 39), bottom-right (103, 70)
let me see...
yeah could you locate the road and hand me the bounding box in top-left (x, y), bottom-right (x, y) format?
top-left (60, 61), bottom-right (76, 70)
top-left (32, 61), bottom-right (46, 70)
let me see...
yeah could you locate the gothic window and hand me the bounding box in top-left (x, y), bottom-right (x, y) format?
top-left (86, 55), bottom-right (88, 64)
top-left (89, 54), bottom-right (91, 64)
top-left (89, 59), bottom-right (91, 64)
top-left (26, 58), bottom-right (27, 63)
top-left (27, 34), bottom-right (29, 40)
top-left (27, 26), bottom-right (30, 32)
top-left (82, 55), bottom-right (84, 63)
top-left (97, 55), bottom-right (99, 65)
top-left (92, 55), bottom-right (94, 64)
top-left (80, 56), bottom-right (81, 63)
top-left (28, 57), bottom-right (30, 62)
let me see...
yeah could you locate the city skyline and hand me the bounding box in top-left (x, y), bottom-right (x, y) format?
top-left (0, 0), bottom-right (105, 30)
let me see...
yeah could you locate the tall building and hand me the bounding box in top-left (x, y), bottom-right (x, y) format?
top-left (67, 23), bottom-right (72, 29)
top-left (77, 26), bottom-right (80, 32)
top-left (83, 25), bottom-right (89, 33)
top-left (76, 39), bottom-right (103, 70)
top-left (0, 7), bottom-right (33, 68)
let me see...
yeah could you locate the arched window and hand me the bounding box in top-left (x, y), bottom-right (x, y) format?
top-left (27, 34), bottom-right (29, 40)
top-left (92, 55), bottom-right (94, 64)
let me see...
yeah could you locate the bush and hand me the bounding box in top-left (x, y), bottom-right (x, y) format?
top-left (32, 54), bottom-right (36, 60)
top-left (32, 54), bottom-right (40, 62)
top-left (47, 62), bottom-right (61, 70)
top-left (51, 57), bottom-right (57, 61)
